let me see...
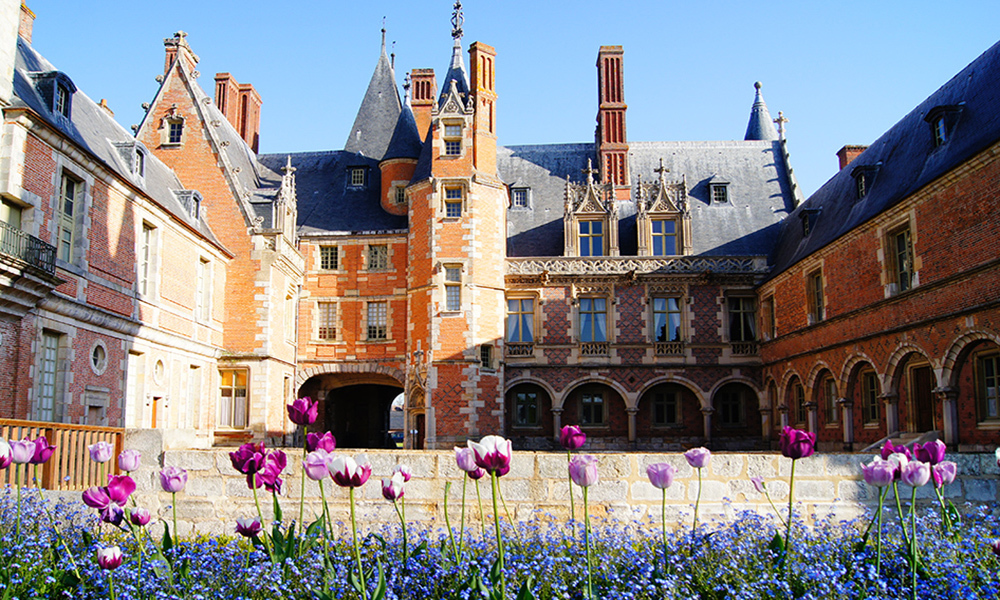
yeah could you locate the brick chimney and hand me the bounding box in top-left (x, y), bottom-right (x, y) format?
top-left (836, 145), bottom-right (868, 170)
top-left (469, 42), bottom-right (497, 175)
top-left (214, 73), bottom-right (262, 153)
top-left (410, 68), bottom-right (436, 141)
top-left (596, 45), bottom-right (629, 200)
top-left (18, 3), bottom-right (33, 44)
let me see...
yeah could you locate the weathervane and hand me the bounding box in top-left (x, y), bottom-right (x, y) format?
top-left (451, 1), bottom-right (464, 40)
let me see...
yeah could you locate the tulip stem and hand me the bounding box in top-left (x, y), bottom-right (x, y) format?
top-left (318, 479), bottom-right (333, 589)
top-left (251, 483), bottom-right (275, 563)
top-left (692, 466), bottom-right (702, 534)
top-left (567, 448), bottom-right (576, 523)
top-left (459, 474), bottom-right (467, 557)
top-left (393, 498), bottom-right (408, 563)
top-left (660, 487), bottom-right (668, 575)
top-left (443, 481), bottom-right (459, 562)
top-left (350, 487), bottom-right (368, 600)
top-left (892, 481), bottom-right (912, 550)
top-left (909, 486), bottom-right (918, 600)
top-left (498, 481), bottom-right (521, 544)
top-left (934, 485), bottom-right (953, 535)
top-left (784, 459), bottom-right (796, 576)
top-left (172, 491), bottom-right (180, 549)
top-left (875, 486), bottom-right (885, 578)
top-left (475, 478), bottom-right (487, 538)
top-left (38, 482), bottom-right (82, 580)
top-left (15, 463), bottom-right (21, 541)
top-left (108, 572), bottom-right (116, 600)
top-left (490, 472), bottom-right (506, 600)
top-left (583, 486), bottom-right (594, 599)
top-left (298, 441), bottom-right (308, 548)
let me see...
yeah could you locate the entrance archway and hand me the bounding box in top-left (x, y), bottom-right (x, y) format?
top-left (298, 371), bottom-right (403, 449)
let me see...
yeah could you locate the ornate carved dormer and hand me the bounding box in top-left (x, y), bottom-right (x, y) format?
top-left (636, 158), bottom-right (691, 256)
top-left (564, 159), bottom-right (619, 257)
top-left (274, 156), bottom-right (297, 241)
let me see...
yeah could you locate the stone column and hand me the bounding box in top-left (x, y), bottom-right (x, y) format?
top-left (933, 387), bottom-right (958, 445)
top-left (760, 407), bottom-right (771, 442)
top-left (778, 404), bottom-right (789, 429)
top-left (805, 401), bottom-right (818, 434)
top-left (551, 408), bottom-right (563, 442)
top-left (838, 397), bottom-right (854, 450)
top-left (627, 407), bottom-right (638, 443)
top-left (701, 407), bottom-right (714, 444)
top-left (881, 393), bottom-right (899, 435)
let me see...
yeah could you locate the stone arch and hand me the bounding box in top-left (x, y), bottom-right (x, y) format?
top-left (555, 376), bottom-right (632, 411)
top-left (884, 343), bottom-right (934, 394)
top-left (504, 375), bottom-right (559, 403)
top-left (295, 362), bottom-right (405, 390)
top-left (778, 367), bottom-right (804, 394)
top-left (805, 360), bottom-right (836, 392)
top-left (635, 375), bottom-right (708, 410)
top-left (706, 376), bottom-right (762, 409)
top-left (839, 352), bottom-right (880, 388)
top-left (941, 329), bottom-right (1000, 388)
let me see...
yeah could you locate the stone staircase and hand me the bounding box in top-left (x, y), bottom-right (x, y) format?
top-left (860, 430), bottom-right (942, 454)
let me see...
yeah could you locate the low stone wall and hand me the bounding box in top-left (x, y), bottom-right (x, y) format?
top-left (119, 431), bottom-right (1000, 537)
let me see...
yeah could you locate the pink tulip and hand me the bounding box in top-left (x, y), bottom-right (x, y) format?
top-left (303, 449), bottom-right (331, 481)
top-left (559, 425), bottom-right (586, 451)
top-left (881, 440), bottom-right (911, 461)
top-left (382, 472), bottom-right (405, 501)
top-left (860, 458), bottom-right (895, 488)
top-left (914, 440), bottom-right (947, 465)
top-left (0, 438), bottom-right (11, 470)
top-left (236, 516), bottom-right (262, 538)
top-left (117, 449), bottom-right (141, 472)
top-left (394, 464), bottom-right (412, 483)
top-left (130, 507), bottom-right (151, 527)
top-left (82, 486), bottom-right (111, 510)
top-left (286, 396), bottom-right (318, 426)
top-left (9, 439), bottom-right (34, 464)
top-left (96, 546), bottom-right (123, 570)
top-left (568, 454), bottom-right (598, 488)
top-left (684, 447), bottom-right (711, 469)
top-left (328, 454), bottom-right (371, 488)
top-left (88, 441), bottom-right (114, 463)
top-left (455, 447), bottom-right (477, 472)
top-left (646, 463), bottom-right (677, 490)
top-left (306, 432), bottom-right (336, 453)
top-left (779, 427), bottom-right (816, 460)
top-left (105, 475), bottom-right (136, 505)
top-left (159, 466), bottom-right (187, 493)
top-left (750, 476), bottom-right (766, 493)
top-left (900, 460), bottom-right (931, 488)
top-left (468, 435), bottom-right (513, 476)
top-left (932, 461), bottom-right (957, 488)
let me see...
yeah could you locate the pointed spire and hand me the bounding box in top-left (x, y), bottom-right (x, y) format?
top-left (744, 81), bottom-right (779, 141)
top-left (439, 0), bottom-right (469, 107)
top-left (381, 17), bottom-right (386, 52)
top-left (344, 28), bottom-right (404, 158)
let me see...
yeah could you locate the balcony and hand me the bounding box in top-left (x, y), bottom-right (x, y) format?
top-left (731, 341), bottom-right (760, 356)
top-left (505, 342), bottom-right (534, 358)
top-left (655, 341), bottom-right (685, 356)
top-left (580, 341), bottom-right (609, 357)
top-left (0, 220), bottom-right (57, 276)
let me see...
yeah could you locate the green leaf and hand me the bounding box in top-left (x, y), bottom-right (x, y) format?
top-left (489, 557), bottom-right (503, 587)
top-left (81, 530), bottom-right (93, 548)
top-left (162, 523), bottom-right (174, 562)
top-left (372, 559), bottom-right (387, 600)
top-left (853, 529), bottom-right (870, 553)
top-left (305, 516), bottom-right (326, 538)
top-left (347, 567), bottom-right (363, 594)
top-left (515, 576), bottom-right (537, 600)
top-left (411, 540), bottom-right (427, 558)
top-left (946, 500), bottom-right (962, 527)
top-left (272, 491), bottom-right (283, 524)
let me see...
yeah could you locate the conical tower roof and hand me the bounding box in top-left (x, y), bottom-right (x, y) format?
top-left (744, 81), bottom-right (779, 141)
top-left (344, 32), bottom-right (402, 159)
top-left (383, 102), bottom-right (423, 161)
top-left (438, 1), bottom-right (469, 107)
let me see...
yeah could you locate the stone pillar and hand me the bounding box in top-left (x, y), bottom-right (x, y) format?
top-left (627, 407), bottom-right (638, 443)
top-left (933, 387), bottom-right (959, 445)
top-left (838, 398), bottom-right (854, 450)
top-left (759, 407), bottom-right (771, 442)
top-left (881, 393), bottom-right (899, 435)
top-left (778, 404), bottom-right (789, 429)
top-left (805, 401), bottom-right (818, 434)
top-left (551, 408), bottom-right (563, 442)
top-left (701, 407), bottom-right (714, 444)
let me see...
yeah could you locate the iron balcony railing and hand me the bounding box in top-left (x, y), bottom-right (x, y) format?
top-left (0, 220), bottom-right (57, 276)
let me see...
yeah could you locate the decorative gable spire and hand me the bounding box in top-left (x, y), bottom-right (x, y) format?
top-left (744, 81), bottom-right (779, 141)
top-left (439, 0), bottom-right (469, 107)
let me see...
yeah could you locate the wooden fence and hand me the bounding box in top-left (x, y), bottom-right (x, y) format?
top-left (0, 419), bottom-right (123, 490)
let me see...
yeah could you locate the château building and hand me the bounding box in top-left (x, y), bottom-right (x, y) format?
top-left (0, 1), bottom-right (997, 453)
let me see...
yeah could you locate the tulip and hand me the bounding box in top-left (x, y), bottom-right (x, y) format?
top-left (97, 546), bottom-right (123, 570)
top-left (382, 472), bottom-right (405, 502)
top-left (303, 449), bottom-right (330, 481)
top-left (750, 476), bottom-right (766, 494)
top-left (992, 540), bottom-right (1000, 558)
top-left (10, 439), bottom-right (34, 464)
top-left (328, 454), bottom-right (371, 488)
top-left (886, 452), bottom-right (910, 480)
top-left (932, 461), bottom-right (957, 488)
top-left (29, 436), bottom-right (56, 465)
top-left (259, 450), bottom-right (287, 494)
top-left (468, 467), bottom-right (486, 480)
top-left (684, 447), bottom-right (711, 469)
top-left (914, 440), bottom-right (947, 465)
top-left (455, 447), bottom-right (477, 472)
top-left (559, 425), bottom-right (586, 450)
top-left (394, 464), bottom-right (412, 483)
top-left (306, 431), bottom-right (336, 453)
top-left (287, 396), bottom-right (318, 426)
top-left (130, 507), bottom-right (151, 527)
top-left (881, 439), bottom-right (912, 461)
top-left (646, 463), bottom-right (677, 490)
top-left (160, 466), bottom-right (187, 493)
top-left (117, 449), bottom-right (141, 472)
top-left (100, 504), bottom-right (124, 526)
top-left (82, 486), bottom-right (112, 510)
top-left (88, 441), bottom-right (114, 463)
top-left (229, 442), bottom-right (266, 475)
top-left (236, 516), bottom-right (262, 538)
top-left (779, 427), bottom-right (816, 460)
top-left (106, 475), bottom-right (136, 506)
top-left (569, 455), bottom-right (599, 488)
top-left (901, 461), bottom-right (931, 488)
top-left (0, 438), bottom-right (11, 470)
top-left (861, 458), bottom-right (896, 488)
top-left (468, 435), bottom-right (512, 476)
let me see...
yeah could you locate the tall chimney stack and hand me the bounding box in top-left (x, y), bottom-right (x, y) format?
top-left (836, 145), bottom-right (868, 170)
top-left (18, 2), bottom-right (32, 44)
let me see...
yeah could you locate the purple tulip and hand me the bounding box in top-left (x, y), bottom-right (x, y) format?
top-left (258, 451), bottom-right (287, 494)
top-left (105, 475), bottom-right (136, 505)
top-left (468, 467), bottom-right (486, 480)
top-left (130, 507), bottom-right (151, 527)
top-left (900, 460), bottom-right (931, 488)
top-left (886, 452), bottom-right (909, 480)
top-left (160, 466), bottom-right (187, 493)
top-left (82, 486), bottom-right (112, 510)
top-left (306, 432), bottom-right (336, 453)
top-left (303, 450), bottom-right (331, 481)
top-left (381, 472), bottom-right (405, 501)
top-left (750, 476), bottom-right (766, 494)
top-left (96, 546), bottom-right (123, 570)
top-left (914, 440), bottom-right (947, 465)
top-left (860, 459), bottom-right (896, 488)
top-left (932, 461), bottom-right (958, 488)
top-left (568, 454), bottom-right (599, 488)
top-left (88, 441), bottom-right (114, 464)
top-left (29, 436), bottom-right (55, 464)
top-left (881, 440), bottom-right (912, 461)
top-left (646, 463), bottom-right (677, 490)
top-left (118, 449), bottom-right (141, 472)
top-left (235, 516), bottom-right (262, 538)
top-left (684, 447), bottom-right (711, 469)
top-left (455, 447), bottom-right (477, 473)
top-left (328, 454), bottom-right (371, 488)
top-left (229, 442), bottom-right (266, 475)
top-left (992, 540), bottom-right (1000, 558)
top-left (559, 425), bottom-right (586, 451)
top-left (779, 427), bottom-right (816, 460)
top-left (394, 464), bottom-right (412, 483)
top-left (10, 439), bottom-right (35, 464)
top-left (287, 396), bottom-right (319, 426)
top-left (468, 435), bottom-right (513, 476)
top-left (100, 504), bottom-right (124, 525)
top-left (0, 438), bottom-right (11, 470)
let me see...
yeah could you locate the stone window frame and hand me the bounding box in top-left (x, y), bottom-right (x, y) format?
top-left (196, 257), bottom-right (212, 322)
top-left (511, 389), bottom-right (540, 428)
top-left (83, 386), bottom-right (110, 427)
top-left (577, 218), bottom-right (606, 257)
top-left (315, 300), bottom-right (338, 341)
top-left (650, 295), bottom-right (684, 343)
top-left (511, 187), bottom-right (530, 209)
top-left (318, 244), bottom-right (339, 271)
top-left (439, 180), bottom-right (468, 220)
top-left (883, 217), bottom-right (918, 297)
top-left (365, 300), bottom-right (389, 342)
top-left (442, 120), bottom-right (463, 157)
top-left (365, 243), bottom-right (390, 271)
top-left (650, 385), bottom-right (683, 429)
top-left (805, 267), bottom-right (825, 325)
top-left (760, 294), bottom-right (776, 341)
top-left (218, 368), bottom-right (250, 430)
top-left (394, 185), bottom-right (406, 205)
top-left (347, 167), bottom-right (367, 189)
top-left (649, 217), bottom-right (679, 256)
top-left (819, 374), bottom-right (839, 426)
top-left (35, 328), bottom-right (67, 422)
top-left (137, 221), bottom-right (159, 298)
top-left (725, 293), bottom-right (757, 343)
top-left (861, 369), bottom-right (881, 427)
top-left (479, 343), bottom-right (494, 372)
top-left (710, 182), bottom-right (729, 204)
top-left (89, 340), bottom-right (108, 376)
top-left (974, 349), bottom-right (1000, 424)
top-left (793, 381), bottom-right (807, 427)
top-left (55, 167), bottom-right (86, 265)
top-left (442, 263), bottom-right (463, 313)
top-left (576, 295), bottom-right (611, 344)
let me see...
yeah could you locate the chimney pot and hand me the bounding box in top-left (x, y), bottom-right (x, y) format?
top-left (836, 145), bottom-right (868, 170)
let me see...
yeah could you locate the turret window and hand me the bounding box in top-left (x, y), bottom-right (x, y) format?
top-left (444, 123), bottom-right (462, 156)
top-left (445, 188), bottom-right (463, 218)
top-left (394, 186), bottom-right (406, 205)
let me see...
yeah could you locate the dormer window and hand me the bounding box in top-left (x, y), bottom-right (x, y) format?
top-left (114, 141), bottom-right (148, 181)
top-left (174, 190), bottom-right (203, 220)
top-left (135, 149), bottom-right (145, 177)
top-left (711, 184), bottom-right (729, 203)
top-left (924, 104), bottom-right (963, 148)
top-left (800, 208), bottom-right (821, 236)
top-left (168, 120), bottom-right (183, 144)
top-left (511, 187), bottom-right (530, 208)
top-left (161, 104), bottom-right (185, 147)
top-left (851, 164), bottom-right (881, 199)
top-left (348, 167), bottom-right (366, 188)
top-left (55, 85), bottom-right (69, 116)
top-left (31, 71), bottom-right (77, 120)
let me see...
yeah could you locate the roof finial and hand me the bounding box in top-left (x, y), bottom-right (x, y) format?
top-left (391, 40), bottom-right (396, 69)
top-left (403, 72), bottom-right (411, 106)
top-left (654, 158), bottom-right (669, 185)
top-left (774, 111), bottom-right (789, 140)
top-left (451, 1), bottom-right (464, 40)
top-left (381, 17), bottom-right (386, 51)
top-left (583, 158), bottom-right (598, 186)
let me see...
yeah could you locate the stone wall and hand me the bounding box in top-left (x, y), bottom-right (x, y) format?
top-left (122, 431), bottom-right (1000, 537)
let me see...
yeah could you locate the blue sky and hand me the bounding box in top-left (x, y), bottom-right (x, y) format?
top-left (25, 0), bottom-right (1000, 197)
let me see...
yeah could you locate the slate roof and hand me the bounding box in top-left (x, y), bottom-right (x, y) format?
top-left (258, 151), bottom-right (407, 236)
top-left (768, 39), bottom-right (1000, 278)
top-left (499, 140), bottom-right (796, 257)
top-left (343, 44), bottom-right (402, 160)
top-left (438, 40), bottom-right (470, 109)
top-left (383, 103), bottom-right (423, 161)
top-left (10, 38), bottom-right (225, 249)
top-left (744, 82), bottom-right (778, 141)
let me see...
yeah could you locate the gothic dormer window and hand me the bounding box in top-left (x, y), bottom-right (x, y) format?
top-left (636, 159), bottom-right (692, 256)
top-left (851, 163), bottom-right (881, 199)
top-left (924, 104), bottom-right (963, 148)
top-left (161, 104), bottom-right (185, 147)
top-left (800, 207), bottom-right (821, 236)
top-left (31, 71), bottom-right (77, 120)
top-left (564, 159), bottom-right (619, 257)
